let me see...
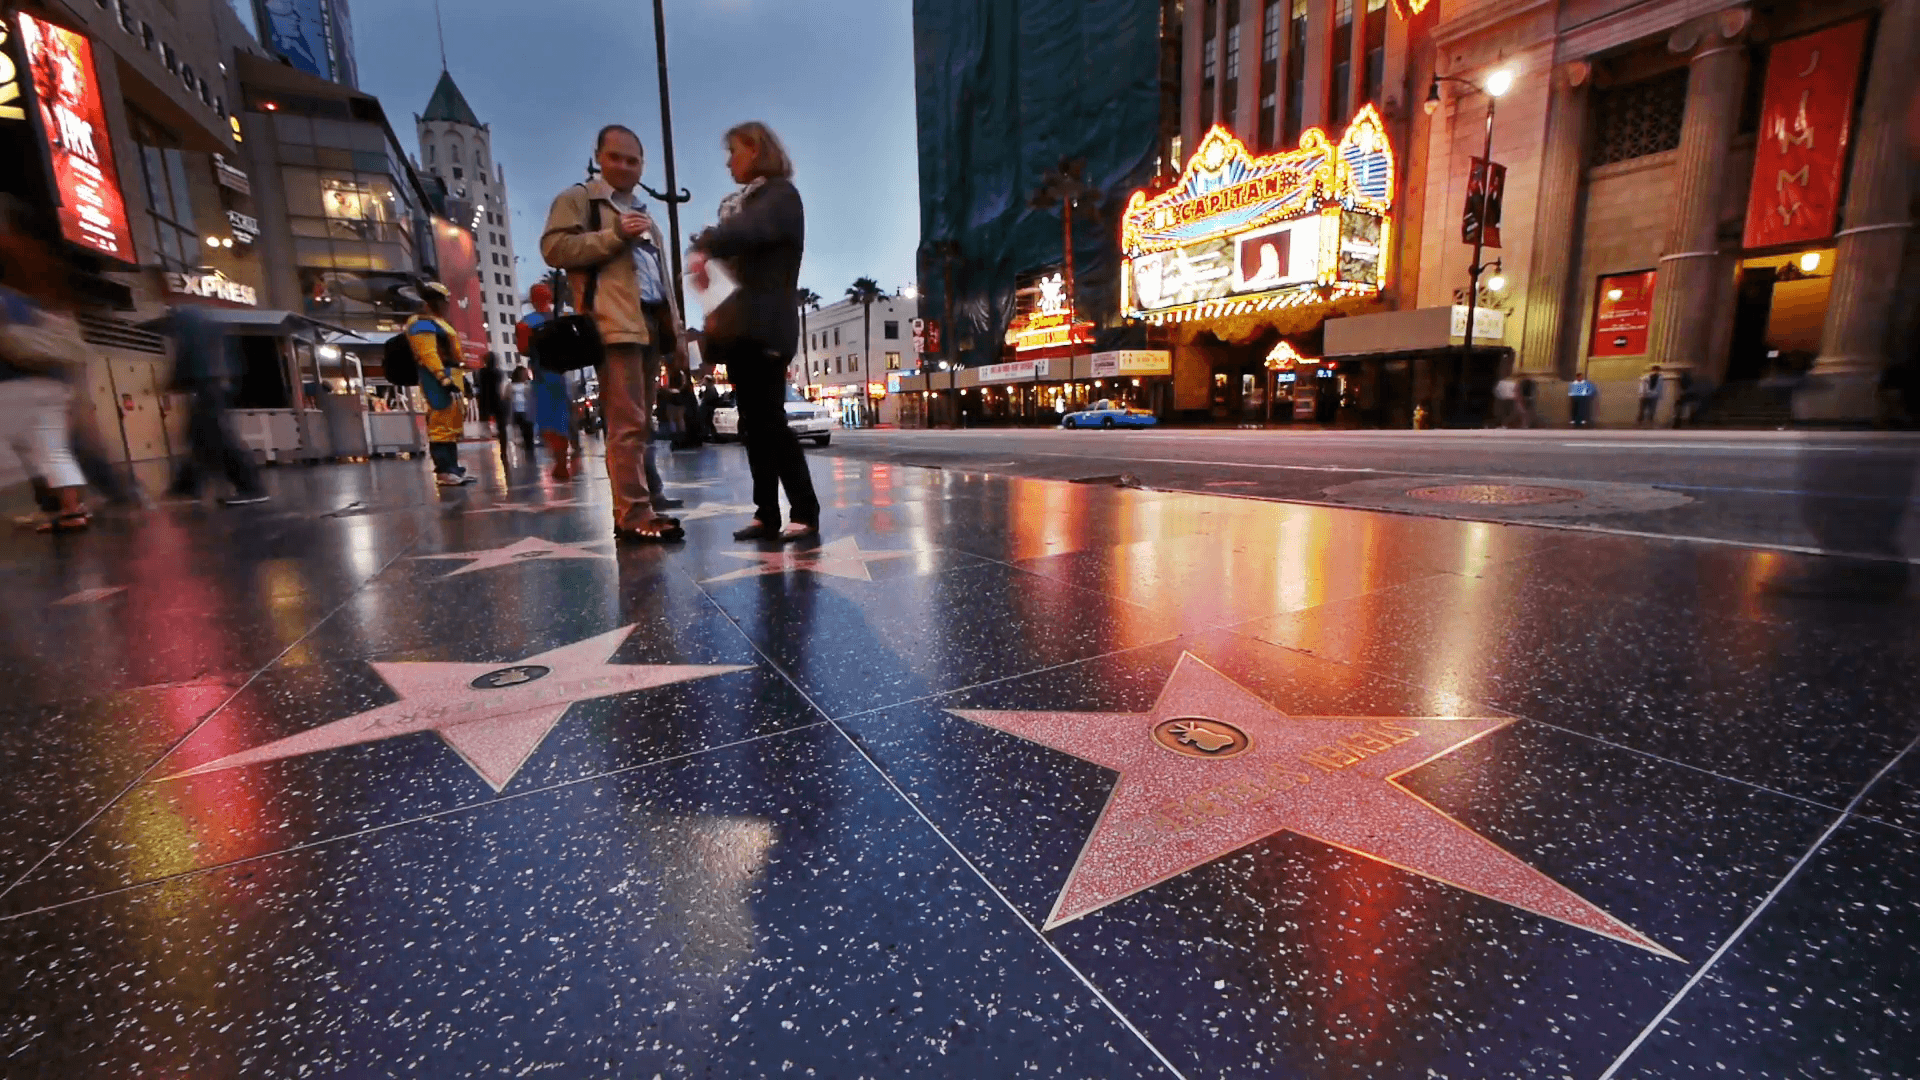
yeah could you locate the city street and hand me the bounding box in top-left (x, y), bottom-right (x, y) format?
top-left (828, 427), bottom-right (1920, 560)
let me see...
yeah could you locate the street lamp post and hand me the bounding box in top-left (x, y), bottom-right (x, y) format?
top-left (1428, 68), bottom-right (1513, 417)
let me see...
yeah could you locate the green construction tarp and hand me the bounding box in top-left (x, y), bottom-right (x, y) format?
top-left (914, 0), bottom-right (1165, 366)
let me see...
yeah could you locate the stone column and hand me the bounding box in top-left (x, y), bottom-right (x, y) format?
top-left (1518, 61), bottom-right (1593, 376)
top-left (1796, 0), bottom-right (1920, 422)
top-left (1644, 7), bottom-right (1752, 377)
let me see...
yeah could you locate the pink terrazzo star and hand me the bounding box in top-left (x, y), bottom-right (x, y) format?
top-left (952, 653), bottom-right (1675, 957)
top-left (160, 626), bottom-right (748, 791)
top-left (412, 535), bottom-right (612, 577)
top-left (702, 537), bottom-right (912, 584)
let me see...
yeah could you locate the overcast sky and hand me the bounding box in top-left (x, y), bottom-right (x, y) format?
top-left (353, 0), bottom-right (919, 313)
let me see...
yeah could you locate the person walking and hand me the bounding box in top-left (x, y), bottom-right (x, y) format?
top-left (0, 255), bottom-right (91, 531)
top-left (1671, 368), bottom-right (1698, 428)
top-left (1516, 376), bottom-right (1537, 428)
top-left (688, 121), bottom-right (819, 542)
top-left (509, 366), bottom-right (537, 459)
top-left (478, 352), bottom-right (509, 458)
top-left (1567, 371), bottom-right (1596, 427)
top-left (1492, 373), bottom-right (1518, 428)
top-left (516, 283), bottom-right (579, 480)
top-left (540, 125), bottom-right (686, 542)
top-left (409, 282), bottom-right (477, 486)
top-left (698, 375), bottom-right (720, 443)
top-left (1636, 365), bottom-right (1663, 426)
top-left (166, 303), bottom-right (269, 505)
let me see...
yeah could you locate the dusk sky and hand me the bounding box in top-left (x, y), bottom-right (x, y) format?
top-left (353, 0), bottom-right (920, 315)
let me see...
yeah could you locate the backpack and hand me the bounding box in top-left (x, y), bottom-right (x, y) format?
top-left (383, 331), bottom-right (419, 386)
top-left (383, 317), bottom-right (452, 387)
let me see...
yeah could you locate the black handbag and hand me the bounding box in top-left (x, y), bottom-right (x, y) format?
top-left (532, 189), bottom-right (607, 373)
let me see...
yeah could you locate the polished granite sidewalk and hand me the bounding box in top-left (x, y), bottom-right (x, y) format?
top-left (0, 444), bottom-right (1914, 1078)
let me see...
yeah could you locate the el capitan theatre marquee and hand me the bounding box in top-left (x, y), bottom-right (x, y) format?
top-left (1121, 105), bottom-right (1394, 325)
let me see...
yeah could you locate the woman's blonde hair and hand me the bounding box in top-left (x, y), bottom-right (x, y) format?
top-left (725, 121), bottom-right (794, 181)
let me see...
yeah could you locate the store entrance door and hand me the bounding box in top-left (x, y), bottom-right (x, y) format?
top-left (1725, 266), bottom-right (1777, 383)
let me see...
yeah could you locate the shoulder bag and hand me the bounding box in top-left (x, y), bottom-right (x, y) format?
top-left (531, 187), bottom-right (609, 372)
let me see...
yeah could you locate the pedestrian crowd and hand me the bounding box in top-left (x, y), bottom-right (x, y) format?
top-left (0, 119), bottom-right (822, 546)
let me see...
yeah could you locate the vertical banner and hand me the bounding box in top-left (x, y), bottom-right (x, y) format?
top-left (18, 14), bottom-right (133, 262)
top-left (1590, 269), bottom-right (1658, 357)
top-left (430, 216), bottom-right (489, 365)
top-left (1462, 158), bottom-right (1505, 248)
top-left (1742, 19), bottom-right (1869, 250)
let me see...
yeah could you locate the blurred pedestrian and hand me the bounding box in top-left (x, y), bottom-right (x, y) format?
top-left (1636, 365), bottom-right (1663, 426)
top-left (478, 351), bottom-right (509, 456)
top-left (516, 283), bottom-right (578, 480)
top-left (1493, 372), bottom-right (1517, 427)
top-left (166, 303), bottom-right (268, 505)
top-left (689, 121), bottom-right (819, 542)
top-left (1517, 375), bottom-right (1537, 428)
top-left (0, 244), bottom-right (90, 532)
top-left (1567, 371), bottom-right (1596, 427)
top-left (1671, 369), bottom-right (1698, 428)
top-left (510, 365), bottom-right (536, 459)
top-left (698, 375), bottom-right (719, 442)
top-left (409, 282), bottom-right (477, 485)
top-left (540, 124), bottom-right (686, 542)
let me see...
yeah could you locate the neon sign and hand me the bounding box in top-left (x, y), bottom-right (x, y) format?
top-left (18, 14), bottom-right (133, 261)
top-left (1121, 105), bottom-right (1394, 324)
top-left (1006, 271), bottom-right (1095, 353)
top-left (1265, 341), bottom-right (1309, 370)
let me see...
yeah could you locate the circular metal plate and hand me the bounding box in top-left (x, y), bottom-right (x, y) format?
top-left (1153, 717), bottom-right (1252, 759)
top-left (1406, 483), bottom-right (1587, 506)
top-left (470, 664), bottom-right (552, 690)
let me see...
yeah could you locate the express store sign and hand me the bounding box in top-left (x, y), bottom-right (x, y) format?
top-left (1121, 105), bottom-right (1394, 324)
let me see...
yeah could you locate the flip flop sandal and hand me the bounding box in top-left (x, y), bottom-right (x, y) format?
top-left (37, 511), bottom-right (91, 533)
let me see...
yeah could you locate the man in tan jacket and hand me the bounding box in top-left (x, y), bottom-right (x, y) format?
top-left (540, 124), bottom-right (687, 541)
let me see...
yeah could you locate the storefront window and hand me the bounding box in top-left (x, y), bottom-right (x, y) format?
top-left (130, 112), bottom-right (199, 272)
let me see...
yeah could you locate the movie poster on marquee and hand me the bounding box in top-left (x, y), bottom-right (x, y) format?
top-left (1742, 19), bottom-right (1868, 250)
top-left (18, 14), bottom-right (134, 262)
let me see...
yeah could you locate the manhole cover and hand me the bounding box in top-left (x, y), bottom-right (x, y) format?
top-left (1406, 483), bottom-right (1586, 506)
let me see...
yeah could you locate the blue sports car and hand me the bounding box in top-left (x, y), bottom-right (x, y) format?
top-left (1062, 399), bottom-right (1157, 429)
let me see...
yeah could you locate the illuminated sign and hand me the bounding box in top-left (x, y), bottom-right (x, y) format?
top-left (0, 20), bottom-right (25, 121)
top-left (19, 14), bottom-right (133, 261)
top-left (1265, 341), bottom-right (1308, 370)
top-left (166, 270), bottom-right (258, 307)
top-left (1005, 272), bottom-right (1095, 353)
top-left (214, 154), bottom-right (252, 194)
top-left (227, 210), bottom-right (260, 244)
top-left (978, 360), bottom-right (1041, 384)
top-left (1389, 0), bottom-right (1432, 15)
top-left (1121, 105), bottom-right (1393, 324)
top-left (1089, 350), bottom-right (1172, 377)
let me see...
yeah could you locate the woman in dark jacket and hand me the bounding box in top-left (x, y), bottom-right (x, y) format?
top-left (689, 121), bottom-right (820, 542)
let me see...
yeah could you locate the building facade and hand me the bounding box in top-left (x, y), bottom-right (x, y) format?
top-left (791, 294), bottom-right (915, 426)
top-left (415, 72), bottom-right (522, 369)
top-left (251, 0), bottom-right (357, 89)
top-left (1413, 0), bottom-right (1916, 425)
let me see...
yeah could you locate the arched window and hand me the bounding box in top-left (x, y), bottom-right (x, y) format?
top-left (451, 140), bottom-right (463, 164)
top-left (425, 143), bottom-right (434, 163)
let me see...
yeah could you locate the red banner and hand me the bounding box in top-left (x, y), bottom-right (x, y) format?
top-left (1590, 270), bottom-right (1657, 357)
top-left (18, 14), bottom-right (134, 262)
top-left (1742, 19), bottom-right (1869, 250)
top-left (430, 216), bottom-right (489, 365)
top-left (1462, 158), bottom-right (1505, 249)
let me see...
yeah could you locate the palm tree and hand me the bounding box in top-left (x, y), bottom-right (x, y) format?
top-left (796, 287), bottom-right (822, 381)
top-left (845, 276), bottom-right (883, 380)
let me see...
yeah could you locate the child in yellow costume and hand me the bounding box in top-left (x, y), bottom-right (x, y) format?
top-left (410, 282), bottom-right (477, 485)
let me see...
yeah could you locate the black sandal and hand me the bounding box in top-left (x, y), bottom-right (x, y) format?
top-left (37, 511), bottom-right (91, 534)
top-left (615, 518), bottom-right (684, 543)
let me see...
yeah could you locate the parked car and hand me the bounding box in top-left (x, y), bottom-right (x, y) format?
top-left (1062, 399), bottom-right (1156, 429)
top-left (711, 386), bottom-right (835, 445)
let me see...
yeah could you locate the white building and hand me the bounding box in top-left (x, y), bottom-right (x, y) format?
top-left (790, 293), bottom-right (915, 426)
top-left (415, 71), bottom-right (523, 367)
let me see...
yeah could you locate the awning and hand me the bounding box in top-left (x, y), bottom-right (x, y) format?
top-left (140, 309), bottom-right (360, 341)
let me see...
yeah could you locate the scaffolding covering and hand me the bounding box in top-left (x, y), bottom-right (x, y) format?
top-left (914, 0), bottom-right (1164, 366)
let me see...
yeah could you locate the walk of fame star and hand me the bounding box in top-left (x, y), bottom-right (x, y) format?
top-left (951, 653), bottom-right (1676, 957)
top-left (466, 498), bottom-right (586, 516)
top-left (158, 626), bottom-right (748, 791)
top-left (412, 536), bottom-right (613, 577)
top-left (669, 502), bottom-right (758, 524)
top-left (701, 536), bottom-right (914, 584)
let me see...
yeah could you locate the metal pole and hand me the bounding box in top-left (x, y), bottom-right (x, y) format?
top-left (1461, 93), bottom-right (1495, 421)
top-left (650, 0), bottom-right (686, 313)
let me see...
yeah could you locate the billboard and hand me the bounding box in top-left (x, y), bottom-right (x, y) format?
top-left (1121, 106), bottom-right (1395, 323)
top-left (431, 215), bottom-right (488, 365)
top-left (18, 14), bottom-right (133, 262)
top-left (258, 0), bottom-right (343, 84)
